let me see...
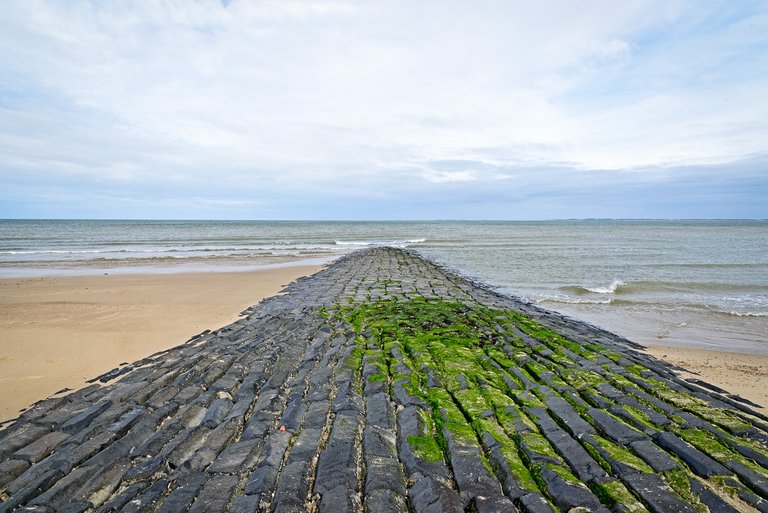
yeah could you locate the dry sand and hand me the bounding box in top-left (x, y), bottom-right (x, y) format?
top-left (0, 265), bottom-right (322, 421)
top-left (2, 266), bottom-right (765, 422)
top-left (644, 344), bottom-right (768, 410)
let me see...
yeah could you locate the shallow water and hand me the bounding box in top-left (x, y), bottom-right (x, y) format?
top-left (2, 219), bottom-right (766, 352)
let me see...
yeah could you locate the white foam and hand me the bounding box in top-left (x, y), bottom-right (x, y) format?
top-left (584, 280), bottom-right (625, 294)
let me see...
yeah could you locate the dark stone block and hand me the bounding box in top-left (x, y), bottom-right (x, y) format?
top-left (105, 406), bottom-right (146, 437)
top-left (184, 418), bottom-right (240, 471)
top-left (470, 494), bottom-right (518, 512)
top-left (690, 478), bottom-right (740, 513)
top-left (0, 425), bottom-right (52, 461)
top-left (517, 492), bottom-right (556, 513)
top-left (271, 461), bottom-right (310, 510)
top-left (28, 465), bottom-right (95, 510)
top-left (201, 397), bottom-right (233, 428)
top-left (622, 473), bottom-right (699, 513)
top-left (120, 478), bottom-right (169, 513)
top-left (364, 489), bottom-right (408, 513)
top-left (726, 460), bottom-right (768, 499)
top-left (544, 395), bottom-right (595, 436)
top-left (91, 481), bottom-right (147, 513)
top-left (60, 400), bottom-right (112, 434)
top-left (302, 401), bottom-right (330, 429)
top-left (621, 396), bottom-right (672, 427)
top-left (483, 444), bottom-right (529, 500)
top-left (588, 408), bottom-right (646, 444)
top-left (366, 392), bottom-right (396, 429)
top-left (595, 383), bottom-right (623, 400)
top-left (69, 458), bottom-right (130, 508)
top-left (0, 468), bottom-right (63, 513)
top-left (364, 425), bottom-right (397, 459)
top-left (652, 432), bottom-right (732, 477)
top-left (629, 440), bottom-right (680, 473)
top-left (314, 428), bottom-right (358, 494)
top-left (447, 445), bottom-right (504, 506)
top-left (393, 380), bottom-right (427, 408)
top-left (55, 503), bottom-right (91, 513)
top-left (229, 495), bottom-right (260, 513)
top-left (365, 456), bottom-right (407, 496)
top-left (530, 407), bottom-right (606, 483)
top-left (397, 407), bottom-right (451, 481)
top-left (0, 458), bottom-right (30, 487)
top-left (188, 474), bottom-right (239, 513)
top-left (408, 476), bottom-right (463, 513)
top-left (537, 466), bottom-right (602, 512)
top-left (725, 439), bottom-right (768, 470)
top-left (154, 472), bottom-right (206, 513)
top-left (12, 431), bottom-right (70, 463)
top-left (245, 432), bottom-right (288, 497)
top-left (286, 427), bottom-right (323, 464)
top-left (317, 483), bottom-right (359, 513)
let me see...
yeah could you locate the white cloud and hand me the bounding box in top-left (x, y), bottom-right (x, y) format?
top-left (0, 0), bottom-right (766, 218)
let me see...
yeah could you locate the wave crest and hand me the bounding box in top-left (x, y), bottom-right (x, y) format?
top-left (561, 280), bottom-right (626, 295)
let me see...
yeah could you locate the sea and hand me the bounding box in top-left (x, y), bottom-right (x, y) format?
top-left (1, 219), bottom-right (766, 353)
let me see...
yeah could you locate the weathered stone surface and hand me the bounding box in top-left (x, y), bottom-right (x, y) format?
top-left (588, 408), bottom-right (646, 444)
top-left (652, 432), bottom-right (733, 477)
top-left (12, 431), bottom-right (70, 464)
top-left (408, 476), bottom-right (463, 513)
top-left (629, 439), bottom-right (681, 473)
top-left (1, 247), bottom-right (766, 513)
top-left (622, 473), bottom-right (700, 513)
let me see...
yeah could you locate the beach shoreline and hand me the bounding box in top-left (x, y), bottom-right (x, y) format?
top-left (0, 265), bottom-right (323, 421)
top-left (642, 343), bottom-right (768, 410)
top-left (1, 263), bottom-right (764, 422)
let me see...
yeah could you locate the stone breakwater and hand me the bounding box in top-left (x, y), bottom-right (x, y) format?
top-left (1, 248), bottom-right (768, 513)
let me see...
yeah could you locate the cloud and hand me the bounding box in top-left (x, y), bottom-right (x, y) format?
top-left (0, 0), bottom-right (766, 218)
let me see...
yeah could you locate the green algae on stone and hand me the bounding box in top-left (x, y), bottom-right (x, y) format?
top-left (407, 436), bottom-right (444, 462)
top-left (663, 468), bottom-right (708, 513)
top-left (587, 435), bottom-right (653, 474)
top-left (474, 417), bottom-right (539, 492)
top-left (591, 478), bottom-right (650, 513)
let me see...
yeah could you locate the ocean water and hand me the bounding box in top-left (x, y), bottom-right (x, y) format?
top-left (1, 219), bottom-right (766, 352)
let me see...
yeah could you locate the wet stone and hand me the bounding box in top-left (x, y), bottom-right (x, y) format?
top-left (187, 474), bottom-right (238, 513)
top-left (629, 440), bottom-right (681, 473)
top-left (364, 489), bottom-right (408, 513)
top-left (271, 461), bottom-right (310, 511)
top-left (537, 466), bottom-right (602, 512)
top-left (0, 458), bottom-right (31, 488)
top-left (517, 492), bottom-right (556, 513)
top-left (622, 473), bottom-right (700, 513)
top-left (365, 456), bottom-right (407, 496)
top-left (588, 408), bottom-right (646, 445)
top-left (726, 460), bottom-right (768, 499)
top-left (408, 476), bottom-right (463, 513)
top-left (12, 431), bottom-right (70, 464)
top-left (652, 432), bottom-right (732, 477)
top-left (689, 478), bottom-right (741, 513)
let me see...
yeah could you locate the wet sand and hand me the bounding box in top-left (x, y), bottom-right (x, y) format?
top-left (643, 343), bottom-right (768, 410)
top-left (0, 265), bottom-right (322, 421)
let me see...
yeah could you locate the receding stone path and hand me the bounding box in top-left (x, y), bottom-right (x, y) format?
top-left (1, 247), bottom-right (768, 513)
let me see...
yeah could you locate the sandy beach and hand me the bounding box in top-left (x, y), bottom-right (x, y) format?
top-left (1, 264), bottom-right (765, 422)
top-left (643, 343), bottom-right (768, 410)
top-left (0, 265), bottom-right (322, 421)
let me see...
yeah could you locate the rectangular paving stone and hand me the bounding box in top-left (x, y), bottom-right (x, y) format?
top-left (652, 432), bottom-right (732, 477)
top-left (12, 431), bottom-right (70, 464)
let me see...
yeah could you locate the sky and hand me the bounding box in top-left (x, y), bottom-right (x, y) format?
top-left (1, 0), bottom-right (767, 220)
